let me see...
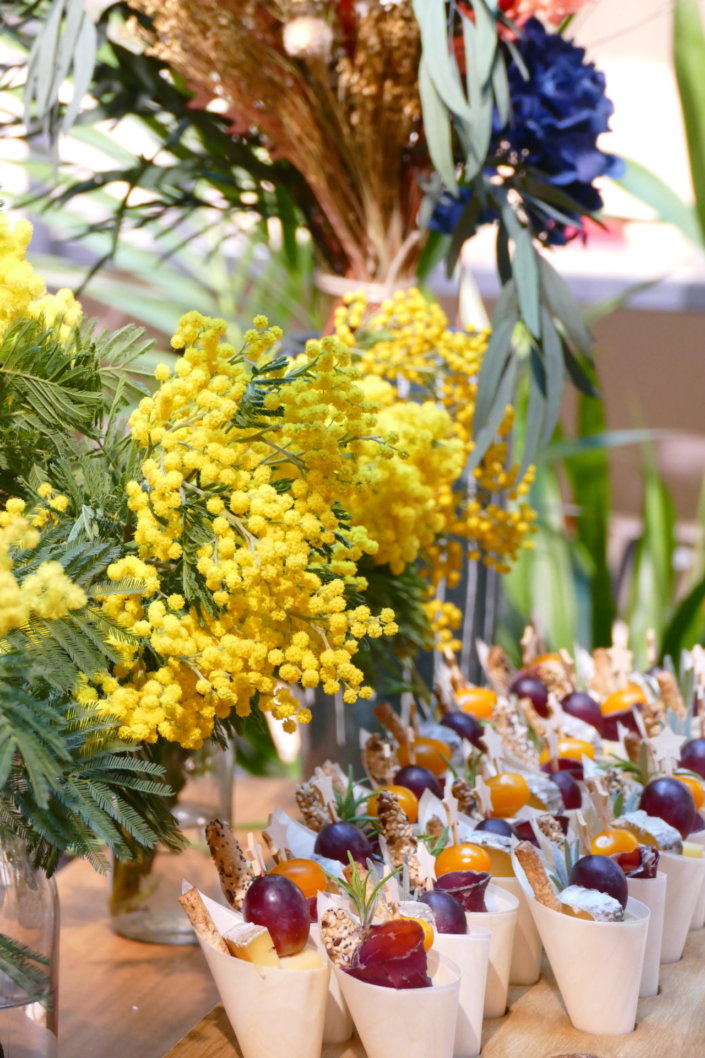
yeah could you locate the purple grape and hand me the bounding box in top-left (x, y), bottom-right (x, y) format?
top-left (569, 854), bottom-right (628, 909)
top-left (548, 770), bottom-right (582, 810)
top-left (640, 777), bottom-right (696, 839)
top-left (602, 708), bottom-right (642, 741)
top-left (419, 890), bottom-right (468, 934)
top-left (313, 822), bottom-right (373, 864)
top-left (243, 875), bottom-right (310, 955)
top-left (393, 765), bottom-right (443, 801)
top-left (434, 870), bottom-right (490, 912)
top-left (561, 691), bottom-right (604, 735)
top-left (440, 711), bottom-right (484, 748)
top-left (689, 813), bottom-right (705, 835)
top-left (541, 759), bottom-right (584, 780)
top-left (475, 817), bottom-right (517, 838)
top-left (510, 674), bottom-right (549, 717)
top-left (679, 738), bottom-right (705, 781)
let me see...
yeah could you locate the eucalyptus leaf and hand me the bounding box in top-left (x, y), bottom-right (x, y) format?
top-left (674, 0), bottom-right (705, 245)
top-left (538, 256), bottom-right (593, 358)
top-left (467, 355), bottom-right (518, 472)
top-left (418, 59), bottom-right (458, 193)
top-left (615, 158), bottom-right (701, 247)
top-left (473, 280), bottom-right (519, 431)
top-left (540, 310), bottom-right (564, 447)
top-left (413, 0), bottom-right (473, 121)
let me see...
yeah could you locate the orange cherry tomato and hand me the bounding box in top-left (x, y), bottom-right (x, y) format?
top-left (675, 773), bottom-right (705, 811)
top-left (590, 828), bottom-right (639, 856)
top-left (401, 916), bottom-right (434, 951)
top-left (269, 858), bottom-right (328, 899)
top-left (397, 737), bottom-right (450, 777)
top-left (486, 772), bottom-right (531, 817)
top-left (435, 842), bottom-right (492, 877)
top-left (457, 686), bottom-right (496, 719)
top-left (539, 737), bottom-right (595, 765)
top-left (600, 683), bottom-right (645, 716)
top-left (367, 785), bottom-right (419, 824)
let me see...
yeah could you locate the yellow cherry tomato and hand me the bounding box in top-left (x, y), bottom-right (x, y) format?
top-left (457, 686), bottom-right (496, 719)
top-left (269, 858), bottom-right (328, 899)
top-left (590, 828), bottom-right (639, 856)
top-left (539, 737), bottom-right (595, 765)
top-left (397, 737), bottom-right (449, 777)
top-left (435, 842), bottom-right (492, 877)
top-left (675, 773), bottom-right (705, 811)
top-left (402, 916), bottom-right (434, 951)
top-left (600, 683), bottom-right (645, 716)
top-left (367, 785), bottom-right (419, 824)
top-left (486, 772), bottom-right (531, 817)
top-left (532, 653), bottom-right (563, 667)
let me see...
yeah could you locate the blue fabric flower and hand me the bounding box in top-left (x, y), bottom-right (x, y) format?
top-left (428, 19), bottom-right (622, 245)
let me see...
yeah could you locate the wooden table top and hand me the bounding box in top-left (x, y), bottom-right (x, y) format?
top-left (57, 774), bottom-right (705, 1058)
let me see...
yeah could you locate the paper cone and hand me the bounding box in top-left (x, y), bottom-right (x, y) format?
top-left (659, 850), bottom-right (705, 962)
top-left (492, 875), bottom-right (542, 985)
top-left (432, 929), bottom-right (490, 1058)
top-left (465, 884), bottom-right (518, 1019)
top-left (309, 923), bottom-right (354, 1044)
top-left (687, 830), bottom-right (705, 931)
top-left (627, 873), bottom-right (666, 997)
top-left (514, 861), bottom-right (648, 1035)
top-left (195, 891), bottom-right (329, 1058)
top-left (335, 951), bottom-right (460, 1058)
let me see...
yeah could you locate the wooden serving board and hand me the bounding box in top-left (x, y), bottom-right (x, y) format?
top-left (166, 926), bottom-right (705, 1058)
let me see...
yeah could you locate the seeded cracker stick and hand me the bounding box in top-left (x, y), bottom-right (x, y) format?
top-left (178, 886), bottom-right (231, 955)
top-left (514, 841), bottom-right (561, 912)
top-left (205, 819), bottom-right (254, 910)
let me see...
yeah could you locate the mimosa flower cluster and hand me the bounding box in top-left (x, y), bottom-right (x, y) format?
top-left (0, 493), bottom-right (86, 638)
top-left (334, 288), bottom-right (536, 585)
top-left (0, 215), bottom-right (82, 339)
top-left (96, 312), bottom-right (399, 747)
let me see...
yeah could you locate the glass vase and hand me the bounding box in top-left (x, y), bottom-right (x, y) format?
top-left (0, 836), bottom-right (59, 1058)
top-left (109, 740), bottom-right (235, 945)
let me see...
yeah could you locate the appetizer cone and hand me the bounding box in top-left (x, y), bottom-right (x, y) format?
top-left (659, 850), bottom-right (705, 962)
top-left (627, 873), bottom-right (666, 997)
top-left (512, 853), bottom-right (649, 1035)
top-left (465, 884), bottom-right (518, 1019)
top-left (492, 874), bottom-right (542, 985)
top-left (335, 951), bottom-right (460, 1058)
top-left (432, 928), bottom-right (491, 1058)
top-left (309, 923), bottom-right (354, 1043)
top-left (192, 890), bottom-right (329, 1058)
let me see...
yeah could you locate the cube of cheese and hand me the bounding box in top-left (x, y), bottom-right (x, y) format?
top-left (279, 949), bottom-right (323, 971)
top-left (223, 922), bottom-right (280, 967)
top-left (682, 841), bottom-right (704, 859)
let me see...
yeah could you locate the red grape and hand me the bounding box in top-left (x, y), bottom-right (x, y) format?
top-left (602, 708), bottom-right (642, 741)
top-left (690, 813), bottom-right (705, 835)
top-left (440, 711), bottom-right (484, 748)
top-left (548, 770), bottom-right (582, 810)
top-left (679, 738), bottom-right (705, 781)
top-left (475, 817), bottom-right (517, 838)
top-left (418, 890), bottom-right (467, 934)
top-left (510, 674), bottom-right (549, 717)
top-left (561, 691), bottom-right (604, 735)
top-left (569, 854), bottom-right (628, 909)
top-left (434, 870), bottom-right (490, 912)
top-left (242, 874), bottom-right (310, 955)
top-left (639, 777), bottom-right (696, 839)
top-left (613, 846), bottom-right (659, 879)
top-left (541, 758), bottom-right (584, 780)
top-left (313, 822), bottom-right (373, 864)
top-left (393, 765), bottom-right (443, 801)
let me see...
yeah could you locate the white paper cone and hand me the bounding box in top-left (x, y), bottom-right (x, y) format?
top-left (309, 923), bottom-right (354, 1043)
top-left (513, 860), bottom-right (649, 1036)
top-left (659, 850), bottom-right (705, 962)
top-left (492, 875), bottom-right (542, 985)
top-left (432, 928), bottom-right (491, 1058)
top-left (511, 851), bottom-right (650, 1034)
top-left (335, 951), bottom-right (460, 1058)
top-left (195, 891), bottom-right (329, 1058)
top-left (465, 885), bottom-right (518, 1019)
top-left (627, 873), bottom-right (666, 997)
top-left (687, 830), bottom-right (705, 930)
